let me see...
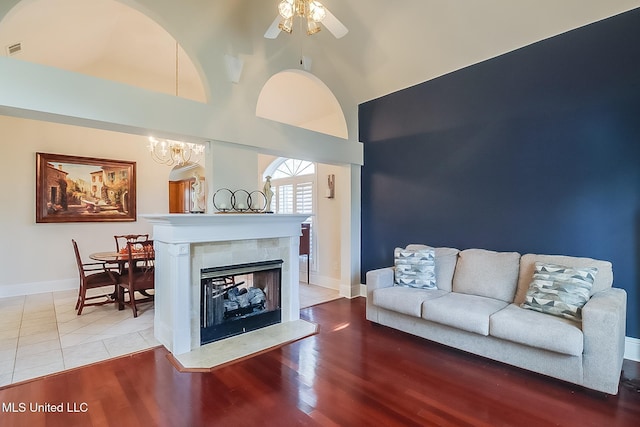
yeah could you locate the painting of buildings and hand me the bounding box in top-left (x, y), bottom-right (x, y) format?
top-left (36, 153), bottom-right (136, 222)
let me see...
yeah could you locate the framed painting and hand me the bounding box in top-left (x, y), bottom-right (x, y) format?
top-left (36, 152), bottom-right (137, 223)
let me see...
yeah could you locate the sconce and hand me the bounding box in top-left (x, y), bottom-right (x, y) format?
top-left (326, 174), bottom-right (335, 199)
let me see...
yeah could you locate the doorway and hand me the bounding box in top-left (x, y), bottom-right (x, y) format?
top-left (168, 163), bottom-right (205, 213)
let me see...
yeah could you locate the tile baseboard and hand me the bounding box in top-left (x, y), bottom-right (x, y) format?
top-left (0, 279), bottom-right (76, 298)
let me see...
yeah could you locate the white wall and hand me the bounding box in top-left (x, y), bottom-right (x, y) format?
top-left (314, 162), bottom-right (344, 287)
top-left (80, 59), bottom-right (207, 103)
top-left (205, 141), bottom-right (260, 214)
top-left (0, 115), bottom-right (171, 296)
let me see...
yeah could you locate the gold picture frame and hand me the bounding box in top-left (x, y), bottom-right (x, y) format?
top-left (36, 152), bottom-right (137, 223)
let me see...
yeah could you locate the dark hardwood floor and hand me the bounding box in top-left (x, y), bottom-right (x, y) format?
top-left (1, 297), bottom-right (638, 426)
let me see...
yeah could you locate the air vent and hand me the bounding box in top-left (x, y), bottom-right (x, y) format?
top-left (6, 42), bottom-right (22, 56)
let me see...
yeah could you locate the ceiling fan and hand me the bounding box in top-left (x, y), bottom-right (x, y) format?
top-left (264, 0), bottom-right (349, 39)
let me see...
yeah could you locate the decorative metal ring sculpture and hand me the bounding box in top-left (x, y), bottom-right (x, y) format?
top-left (213, 189), bottom-right (268, 213)
top-left (231, 189), bottom-right (250, 212)
top-left (248, 191), bottom-right (267, 213)
top-left (212, 188), bottom-right (233, 212)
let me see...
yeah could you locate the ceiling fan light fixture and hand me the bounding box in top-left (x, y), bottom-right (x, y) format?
top-left (267, 0), bottom-right (346, 39)
top-left (295, 0), bottom-right (306, 16)
top-left (309, 1), bottom-right (326, 22)
top-left (278, 17), bottom-right (294, 33)
top-left (306, 17), bottom-right (321, 35)
top-left (278, 0), bottom-right (295, 19)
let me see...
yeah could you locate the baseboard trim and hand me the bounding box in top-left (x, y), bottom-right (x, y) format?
top-left (0, 278), bottom-right (76, 298)
top-left (625, 337), bottom-right (640, 362)
top-left (301, 272), bottom-right (341, 291)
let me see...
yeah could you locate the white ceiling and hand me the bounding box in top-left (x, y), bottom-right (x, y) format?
top-left (0, 0), bottom-right (205, 101)
top-left (1, 0), bottom-right (639, 117)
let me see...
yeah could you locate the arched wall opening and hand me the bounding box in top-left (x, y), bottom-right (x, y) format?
top-left (168, 162), bottom-right (205, 213)
top-left (259, 154), bottom-right (346, 292)
top-left (0, 0), bottom-right (208, 102)
top-left (262, 157), bottom-right (317, 277)
top-left (256, 69), bottom-right (348, 139)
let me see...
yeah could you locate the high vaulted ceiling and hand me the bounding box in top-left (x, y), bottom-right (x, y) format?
top-left (2, 0), bottom-right (639, 105)
top-left (1, 0), bottom-right (639, 151)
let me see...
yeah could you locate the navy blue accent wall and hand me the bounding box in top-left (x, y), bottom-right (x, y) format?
top-left (359, 9), bottom-right (640, 338)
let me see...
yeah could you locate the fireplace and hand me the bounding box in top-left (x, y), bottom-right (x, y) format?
top-left (142, 213), bottom-right (309, 356)
top-left (200, 259), bottom-right (283, 344)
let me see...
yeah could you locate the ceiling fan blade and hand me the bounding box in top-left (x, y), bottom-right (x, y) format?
top-left (264, 15), bottom-right (282, 39)
top-left (322, 9), bottom-right (348, 39)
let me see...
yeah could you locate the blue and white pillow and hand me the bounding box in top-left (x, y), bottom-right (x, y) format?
top-left (394, 247), bottom-right (436, 290)
top-left (521, 262), bottom-right (597, 322)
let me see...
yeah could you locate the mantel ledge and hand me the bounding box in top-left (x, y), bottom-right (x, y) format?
top-left (141, 213), bottom-right (310, 225)
top-left (141, 213), bottom-right (310, 244)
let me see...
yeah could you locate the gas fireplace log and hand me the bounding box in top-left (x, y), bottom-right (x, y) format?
top-left (209, 279), bottom-right (246, 299)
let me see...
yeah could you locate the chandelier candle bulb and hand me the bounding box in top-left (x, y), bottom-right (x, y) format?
top-left (148, 136), bottom-right (205, 166)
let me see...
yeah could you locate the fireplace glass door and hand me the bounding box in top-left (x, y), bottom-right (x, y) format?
top-left (200, 259), bottom-right (282, 344)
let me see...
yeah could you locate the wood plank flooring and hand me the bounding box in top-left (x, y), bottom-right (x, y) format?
top-left (0, 297), bottom-right (638, 426)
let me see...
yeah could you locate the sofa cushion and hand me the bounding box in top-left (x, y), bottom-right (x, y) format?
top-left (406, 245), bottom-right (459, 291)
top-left (422, 293), bottom-right (508, 336)
top-left (490, 304), bottom-right (583, 356)
top-left (514, 254), bottom-right (613, 305)
top-left (452, 249), bottom-right (521, 302)
top-left (520, 262), bottom-right (596, 321)
top-left (373, 287), bottom-right (448, 318)
top-left (394, 247), bottom-right (436, 289)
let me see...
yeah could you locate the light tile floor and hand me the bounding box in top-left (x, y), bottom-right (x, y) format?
top-left (299, 282), bottom-right (342, 308)
top-left (0, 283), bottom-right (340, 387)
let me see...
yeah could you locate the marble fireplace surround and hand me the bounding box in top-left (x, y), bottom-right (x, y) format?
top-left (142, 213), bottom-right (310, 357)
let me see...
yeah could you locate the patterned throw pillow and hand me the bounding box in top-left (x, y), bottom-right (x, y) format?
top-left (394, 247), bottom-right (437, 289)
top-left (521, 262), bottom-right (598, 321)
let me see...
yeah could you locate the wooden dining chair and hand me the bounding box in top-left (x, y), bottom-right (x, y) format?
top-left (72, 239), bottom-right (119, 315)
top-left (114, 234), bottom-right (149, 253)
top-left (113, 234), bottom-right (150, 275)
top-left (117, 240), bottom-right (155, 318)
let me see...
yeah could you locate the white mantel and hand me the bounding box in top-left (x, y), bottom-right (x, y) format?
top-left (142, 213), bottom-right (309, 356)
top-left (143, 213), bottom-right (310, 243)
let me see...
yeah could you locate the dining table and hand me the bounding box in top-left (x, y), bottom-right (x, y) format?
top-left (89, 250), bottom-right (155, 298)
top-left (90, 250), bottom-right (155, 268)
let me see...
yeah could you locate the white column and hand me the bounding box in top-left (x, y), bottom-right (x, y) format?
top-left (154, 241), bottom-right (192, 355)
top-left (283, 235), bottom-right (301, 322)
top-left (341, 163), bottom-right (362, 297)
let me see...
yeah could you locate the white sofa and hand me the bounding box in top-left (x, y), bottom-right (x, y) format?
top-left (366, 245), bottom-right (627, 394)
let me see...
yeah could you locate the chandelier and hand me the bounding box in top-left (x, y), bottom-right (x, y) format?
top-left (146, 42), bottom-right (205, 167)
top-left (147, 136), bottom-right (205, 166)
top-left (278, 0), bottom-right (327, 35)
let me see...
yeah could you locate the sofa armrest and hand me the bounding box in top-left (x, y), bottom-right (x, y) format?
top-left (581, 287), bottom-right (627, 394)
top-left (365, 267), bottom-right (394, 322)
top-left (366, 267), bottom-right (394, 292)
